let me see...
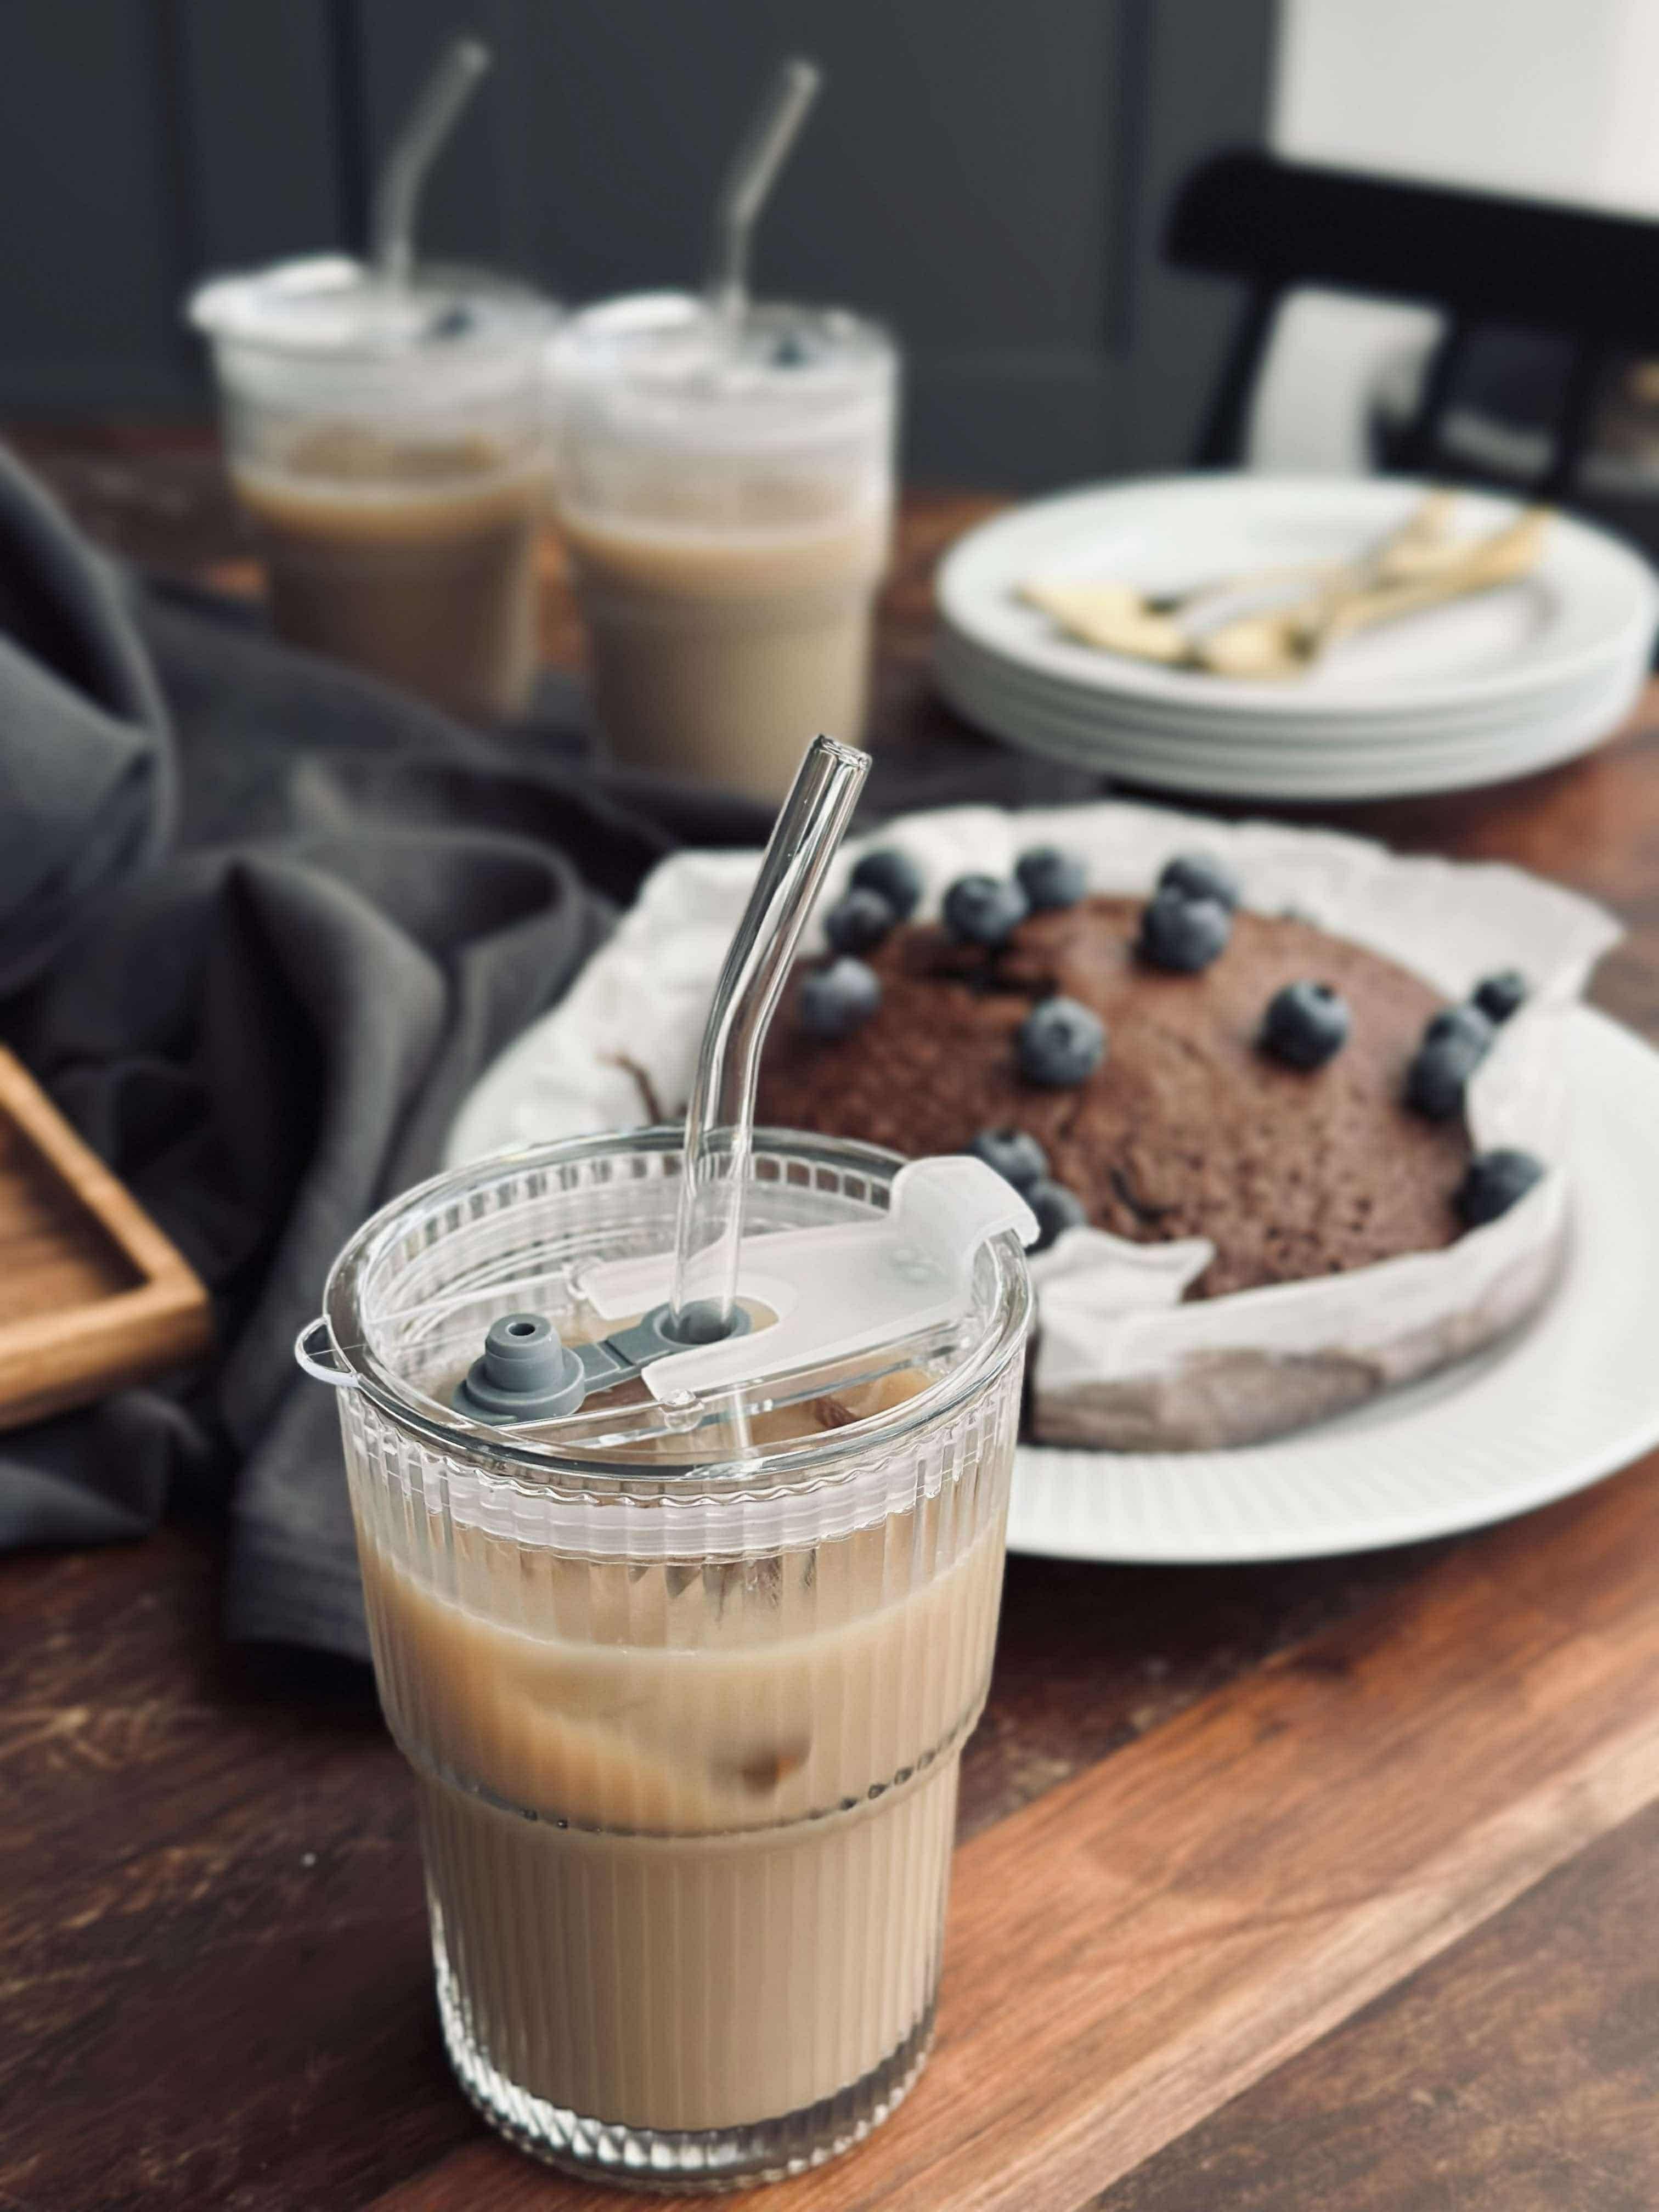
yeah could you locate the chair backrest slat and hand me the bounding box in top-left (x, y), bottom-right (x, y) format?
top-left (1169, 151), bottom-right (1659, 352)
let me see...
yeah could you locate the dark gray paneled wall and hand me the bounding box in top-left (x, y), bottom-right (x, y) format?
top-left (0, 1), bottom-right (1274, 487)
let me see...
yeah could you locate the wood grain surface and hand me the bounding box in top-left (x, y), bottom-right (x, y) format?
top-left (0, 1046), bottom-right (211, 1428)
top-left (1098, 1796), bottom-right (1659, 2212)
top-left (1, 437), bottom-right (1656, 2212)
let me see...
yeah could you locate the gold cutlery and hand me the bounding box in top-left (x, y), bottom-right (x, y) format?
top-left (1195, 507), bottom-right (1550, 678)
top-left (1018, 492), bottom-right (1549, 680)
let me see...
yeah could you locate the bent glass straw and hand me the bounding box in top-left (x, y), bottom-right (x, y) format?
top-left (667, 734), bottom-right (869, 1339)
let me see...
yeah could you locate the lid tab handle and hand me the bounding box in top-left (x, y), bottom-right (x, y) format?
top-left (294, 1317), bottom-right (356, 1390)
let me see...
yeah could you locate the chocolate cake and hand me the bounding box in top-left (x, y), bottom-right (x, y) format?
top-left (757, 894), bottom-right (1474, 1301)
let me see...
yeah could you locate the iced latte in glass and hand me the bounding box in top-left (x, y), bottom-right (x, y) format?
top-left (304, 1127), bottom-right (1029, 2188)
top-left (190, 256), bottom-right (556, 722)
top-left (546, 294), bottom-right (898, 800)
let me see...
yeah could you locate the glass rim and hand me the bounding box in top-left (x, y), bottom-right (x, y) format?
top-left (189, 253), bottom-right (560, 361)
top-left (546, 289), bottom-right (896, 388)
top-left (321, 1126), bottom-right (1031, 1494)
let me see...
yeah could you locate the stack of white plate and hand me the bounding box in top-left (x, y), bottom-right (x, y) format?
top-left (935, 475), bottom-right (1659, 802)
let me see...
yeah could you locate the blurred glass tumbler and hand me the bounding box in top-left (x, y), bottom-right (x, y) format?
top-left (302, 1127), bottom-right (1029, 2190)
top-left (190, 256), bottom-right (557, 723)
top-left (546, 294), bottom-right (899, 799)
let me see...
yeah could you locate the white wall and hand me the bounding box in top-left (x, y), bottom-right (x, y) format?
top-left (1272, 0), bottom-right (1659, 214)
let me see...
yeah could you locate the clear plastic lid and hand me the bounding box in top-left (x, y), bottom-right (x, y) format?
top-left (546, 290), bottom-right (895, 456)
top-left (190, 253), bottom-right (556, 359)
top-left (189, 255), bottom-right (558, 421)
top-left (307, 1129), bottom-right (1034, 1483)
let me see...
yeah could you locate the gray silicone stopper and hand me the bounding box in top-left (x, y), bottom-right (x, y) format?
top-left (453, 1312), bottom-right (588, 1424)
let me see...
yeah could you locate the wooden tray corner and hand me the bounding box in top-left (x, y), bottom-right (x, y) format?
top-left (0, 1045), bottom-right (211, 1430)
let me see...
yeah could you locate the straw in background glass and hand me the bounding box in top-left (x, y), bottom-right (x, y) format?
top-left (704, 55), bottom-right (823, 325)
top-left (372, 33), bottom-right (493, 290)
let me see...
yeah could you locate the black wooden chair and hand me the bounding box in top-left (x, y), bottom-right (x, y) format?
top-left (1166, 150), bottom-right (1659, 499)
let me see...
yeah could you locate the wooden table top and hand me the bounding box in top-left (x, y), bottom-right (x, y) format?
top-left (3, 431), bottom-right (1657, 2211)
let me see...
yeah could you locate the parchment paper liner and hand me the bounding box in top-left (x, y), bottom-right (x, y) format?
top-left (445, 800), bottom-right (1620, 1452)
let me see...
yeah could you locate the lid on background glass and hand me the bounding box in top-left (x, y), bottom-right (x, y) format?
top-left (189, 255), bottom-right (557, 362)
top-left (545, 290), bottom-right (894, 462)
top-left (550, 290), bottom-right (891, 386)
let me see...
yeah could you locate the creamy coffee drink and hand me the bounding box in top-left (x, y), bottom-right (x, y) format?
top-left (561, 504), bottom-right (889, 798)
top-left (546, 293), bottom-right (897, 800)
top-left (189, 256), bottom-right (555, 721)
top-left (234, 427), bottom-right (544, 723)
top-left (362, 1438), bottom-right (1002, 2131)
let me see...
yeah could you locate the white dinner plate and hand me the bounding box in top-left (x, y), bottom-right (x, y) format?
top-left (939, 475), bottom-right (1659, 724)
top-left (1007, 1006), bottom-right (1659, 1564)
top-left (936, 660), bottom-right (1646, 800)
top-left (936, 631), bottom-right (1650, 801)
top-left (935, 620), bottom-right (1643, 760)
top-left (936, 610), bottom-right (1643, 747)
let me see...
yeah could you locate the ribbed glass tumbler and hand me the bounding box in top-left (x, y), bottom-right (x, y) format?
top-left (308, 1129), bottom-right (1031, 2192)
